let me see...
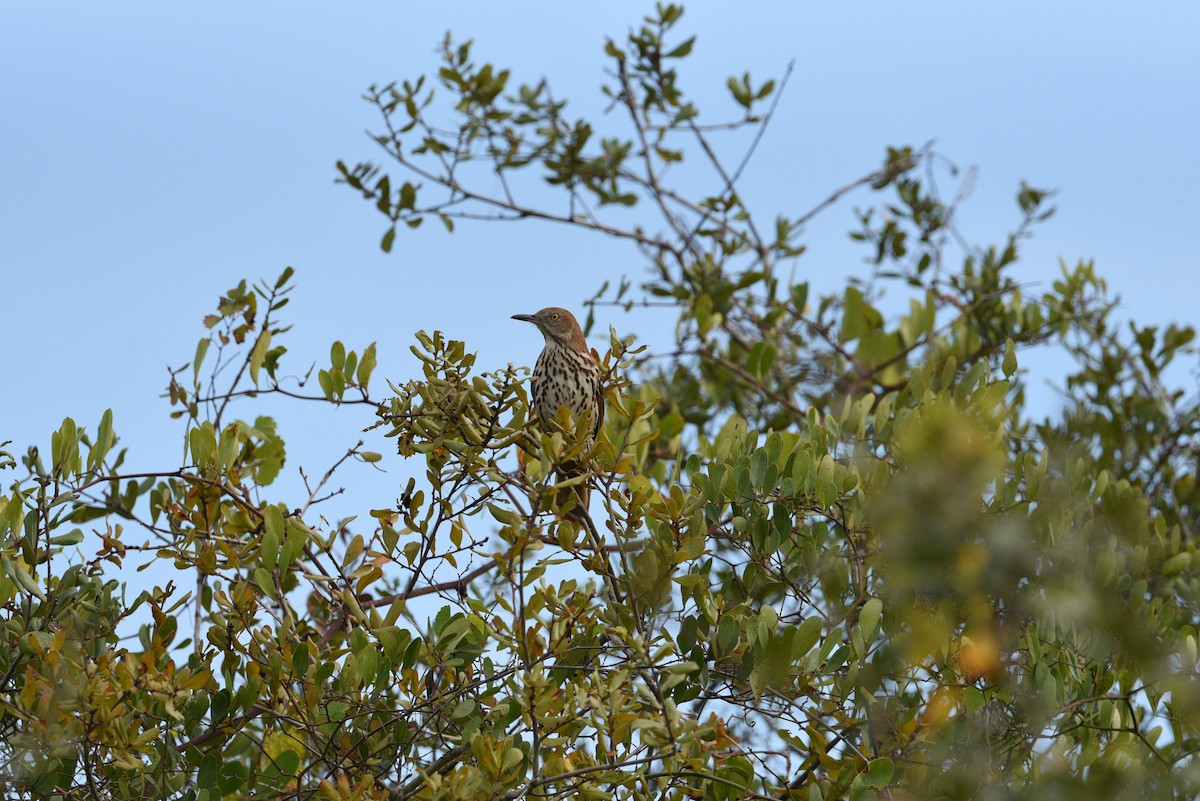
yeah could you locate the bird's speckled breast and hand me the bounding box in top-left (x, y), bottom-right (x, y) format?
top-left (531, 342), bottom-right (602, 434)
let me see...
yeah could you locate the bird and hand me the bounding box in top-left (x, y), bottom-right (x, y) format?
top-left (512, 307), bottom-right (604, 511)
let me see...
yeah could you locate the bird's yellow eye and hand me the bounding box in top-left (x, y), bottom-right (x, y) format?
top-left (550, 313), bottom-right (560, 321)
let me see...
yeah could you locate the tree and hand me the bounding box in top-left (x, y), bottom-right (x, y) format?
top-left (3, 5), bottom-right (1198, 799)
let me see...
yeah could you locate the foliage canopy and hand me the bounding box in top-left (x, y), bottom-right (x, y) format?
top-left (3, 6), bottom-right (1199, 800)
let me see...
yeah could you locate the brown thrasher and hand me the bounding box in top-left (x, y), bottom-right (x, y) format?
top-left (512, 307), bottom-right (604, 511)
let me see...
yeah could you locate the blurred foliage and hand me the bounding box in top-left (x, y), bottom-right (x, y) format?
top-left (2, 5), bottom-right (1199, 800)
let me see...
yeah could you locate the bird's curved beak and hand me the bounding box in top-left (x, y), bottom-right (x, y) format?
top-left (511, 314), bottom-right (536, 323)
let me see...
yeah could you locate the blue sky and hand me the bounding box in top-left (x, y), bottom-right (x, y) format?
top-left (3, 2), bottom-right (1198, 527)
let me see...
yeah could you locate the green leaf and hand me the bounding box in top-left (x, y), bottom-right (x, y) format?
top-left (283, 520), bottom-right (308, 566)
top-left (50, 529), bottom-right (84, 546)
top-left (356, 647), bottom-right (379, 683)
top-left (858, 597), bottom-right (883, 639)
top-left (292, 643), bottom-right (311, 677)
top-left (249, 330), bottom-right (271, 387)
top-left (666, 36), bottom-right (694, 58)
top-left (1162, 551), bottom-right (1190, 577)
top-left (727, 74), bottom-right (752, 108)
top-left (275, 749), bottom-right (300, 775)
top-left (791, 282), bottom-right (808, 313)
top-left (253, 567), bottom-right (273, 593)
top-left (89, 408), bottom-right (115, 471)
top-left (748, 341), bottom-right (776, 380)
top-left (1002, 337), bottom-right (1017, 378)
top-left (399, 182), bottom-right (416, 210)
top-left (211, 689), bottom-right (230, 722)
top-left (216, 426), bottom-right (238, 473)
top-left (260, 528), bottom-right (279, 570)
top-left (190, 424), bottom-right (217, 469)
top-left (198, 752), bottom-right (220, 789)
top-left (793, 616), bottom-right (822, 658)
top-left (864, 757), bottom-right (894, 788)
top-left (357, 342), bottom-right (378, 388)
top-left (263, 345), bottom-right (287, 379)
top-left (264, 503), bottom-right (284, 541)
top-left (343, 534), bottom-right (364, 569)
top-left (193, 338), bottom-right (210, 383)
top-left (381, 226), bottom-right (396, 253)
top-left (51, 417), bottom-right (80, 478)
top-left (1, 553), bottom-right (44, 600)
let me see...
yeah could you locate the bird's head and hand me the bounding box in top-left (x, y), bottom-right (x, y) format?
top-left (511, 307), bottom-right (588, 352)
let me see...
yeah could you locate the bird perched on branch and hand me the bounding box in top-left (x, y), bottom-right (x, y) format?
top-left (512, 307), bottom-right (604, 511)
